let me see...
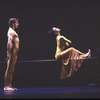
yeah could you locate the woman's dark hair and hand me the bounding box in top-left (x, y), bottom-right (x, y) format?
top-left (48, 27), bottom-right (58, 40)
top-left (48, 27), bottom-right (57, 34)
top-left (48, 29), bottom-right (54, 34)
top-left (8, 18), bottom-right (18, 27)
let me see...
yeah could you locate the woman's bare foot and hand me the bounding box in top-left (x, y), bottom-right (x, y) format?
top-left (85, 49), bottom-right (91, 57)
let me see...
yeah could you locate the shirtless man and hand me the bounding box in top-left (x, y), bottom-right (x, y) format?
top-left (4, 18), bottom-right (19, 91)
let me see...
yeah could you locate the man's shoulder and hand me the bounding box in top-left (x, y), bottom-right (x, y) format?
top-left (8, 28), bottom-right (18, 37)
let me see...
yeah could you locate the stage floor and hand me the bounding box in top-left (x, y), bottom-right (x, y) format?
top-left (0, 86), bottom-right (100, 99)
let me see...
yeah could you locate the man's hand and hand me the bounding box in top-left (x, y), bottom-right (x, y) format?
top-left (6, 54), bottom-right (10, 61)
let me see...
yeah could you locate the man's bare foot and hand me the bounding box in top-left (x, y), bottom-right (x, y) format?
top-left (4, 86), bottom-right (18, 91)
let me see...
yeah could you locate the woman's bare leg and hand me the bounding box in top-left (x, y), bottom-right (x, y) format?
top-left (59, 47), bottom-right (91, 59)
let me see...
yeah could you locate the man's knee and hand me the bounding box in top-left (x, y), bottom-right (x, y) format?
top-left (12, 50), bottom-right (18, 56)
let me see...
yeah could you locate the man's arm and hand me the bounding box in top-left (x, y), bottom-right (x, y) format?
top-left (6, 37), bottom-right (12, 61)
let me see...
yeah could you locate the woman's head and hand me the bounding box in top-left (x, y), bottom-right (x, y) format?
top-left (48, 27), bottom-right (60, 35)
top-left (52, 27), bottom-right (60, 32)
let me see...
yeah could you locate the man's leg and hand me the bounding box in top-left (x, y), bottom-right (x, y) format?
top-left (4, 49), bottom-right (18, 90)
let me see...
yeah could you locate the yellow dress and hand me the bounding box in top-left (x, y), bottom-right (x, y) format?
top-left (55, 35), bottom-right (84, 79)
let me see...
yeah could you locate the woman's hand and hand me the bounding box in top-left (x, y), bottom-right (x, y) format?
top-left (66, 42), bottom-right (69, 46)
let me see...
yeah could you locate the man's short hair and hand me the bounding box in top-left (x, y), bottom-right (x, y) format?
top-left (8, 18), bottom-right (18, 27)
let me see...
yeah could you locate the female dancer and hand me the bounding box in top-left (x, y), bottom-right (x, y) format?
top-left (48, 27), bottom-right (91, 79)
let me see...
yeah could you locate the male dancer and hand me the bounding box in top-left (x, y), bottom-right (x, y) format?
top-left (4, 18), bottom-right (19, 90)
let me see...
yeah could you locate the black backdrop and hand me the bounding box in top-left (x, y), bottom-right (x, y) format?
top-left (0, 0), bottom-right (100, 87)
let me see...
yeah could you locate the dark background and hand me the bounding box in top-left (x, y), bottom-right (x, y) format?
top-left (0, 0), bottom-right (100, 87)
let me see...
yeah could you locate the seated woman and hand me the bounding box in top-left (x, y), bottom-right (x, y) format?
top-left (48, 27), bottom-right (91, 79)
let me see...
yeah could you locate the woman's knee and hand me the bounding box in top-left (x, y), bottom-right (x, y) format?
top-left (70, 47), bottom-right (75, 51)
